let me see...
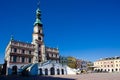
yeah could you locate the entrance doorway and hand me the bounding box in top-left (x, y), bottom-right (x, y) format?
top-left (61, 69), bottom-right (64, 75)
top-left (39, 68), bottom-right (42, 75)
top-left (57, 69), bottom-right (60, 75)
top-left (12, 65), bottom-right (17, 75)
top-left (50, 67), bottom-right (55, 75)
top-left (45, 68), bottom-right (48, 75)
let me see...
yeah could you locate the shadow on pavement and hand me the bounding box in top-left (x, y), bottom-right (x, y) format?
top-left (0, 75), bottom-right (76, 80)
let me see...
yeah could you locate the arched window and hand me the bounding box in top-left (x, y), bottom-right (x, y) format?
top-left (39, 30), bottom-right (41, 33)
top-left (61, 69), bottom-right (64, 75)
top-left (112, 69), bottom-right (114, 72)
top-left (104, 69), bottom-right (106, 72)
top-left (50, 67), bottom-right (55, 75)
top-left (12, 65), bottom-right (17, 75)
top-left (57, 69), bottom-right (60, 75)
top-left (38, 37), bottom-right (41, 40)
top-left (45, 68), bottom-right (48, 75)
top-left (39, 68), bottom-right (42, 75)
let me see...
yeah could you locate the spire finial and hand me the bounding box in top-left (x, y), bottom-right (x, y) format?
top-left (34, 0), bottom-right (42, 26)
top-left (37, 0), bottom-right (40, 8)
top-left (11, 35), bottom-right (14, 41)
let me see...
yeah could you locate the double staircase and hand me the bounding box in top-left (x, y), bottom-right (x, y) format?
top-left (19, 63), bottom-right (38, 76)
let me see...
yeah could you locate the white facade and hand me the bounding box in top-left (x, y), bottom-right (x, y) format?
top-left (18, 61), bottom-right (76, 75)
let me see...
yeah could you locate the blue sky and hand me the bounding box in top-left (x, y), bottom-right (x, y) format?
top-left (0, 0), bottom-right (120, 63)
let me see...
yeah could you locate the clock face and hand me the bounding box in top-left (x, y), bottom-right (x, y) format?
top-left (38, 37), bottom-right (41, 40)
top-left (34, 26), bottom-right (42, 33)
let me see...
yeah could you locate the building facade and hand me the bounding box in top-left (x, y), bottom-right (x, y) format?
top-left (94, 57), bottom-right (120, 72)
top-left (59, 56), bottom-right (68, 66)
top-left (4, 4), bottom-right (76, 75)
top-left (5, 40), bottom-right (35, 70)
top-left (76, 59), bottom-right (82, 69)
top-left (76, 60), bottom-right (88, 71)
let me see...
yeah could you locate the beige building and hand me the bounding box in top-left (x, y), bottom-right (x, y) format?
top-left (94, 57), bottom-right (120, 72)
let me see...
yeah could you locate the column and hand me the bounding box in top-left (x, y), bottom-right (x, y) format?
top-left (20, 57), bottom-right (21, 63)
top-left (54, 68), bottom-right (57, 75)
top-left (48, 68), bottom-right (50, 75)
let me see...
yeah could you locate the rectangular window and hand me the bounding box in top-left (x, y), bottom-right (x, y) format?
top-left (14, 48), bottom-right (17, 53)
top-left (39, 30), bottom-right (40, 33)
top-left (111, 65), bottom-right (113, 67)
top-left (38, 51), bottom-right (41, 55)
top-left (56, 54), bottom-right (57, 58)
top-left (52, 54), bottom-right (53, 57)
top-left (11, 48), bottom-right (12, 52)
top-left (29, 58), bottom-right (31, 63)
top-left (116, 64), bottom-right (118, 67)
top-left (10, 56), bottom-right (12, 62)
top-left (22, 50), bottom-right (25, 54)
top-left (13, 56), bottom-right (17, 62)
top-left (29, 51), bottom-right (31, 54)
top-left (22, 57), bottom-right (24, 63)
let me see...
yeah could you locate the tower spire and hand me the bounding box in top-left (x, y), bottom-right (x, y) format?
top-left (37, 0), bottom-right (40, 8)
top-left (34, 0), bottom-right (42, 26)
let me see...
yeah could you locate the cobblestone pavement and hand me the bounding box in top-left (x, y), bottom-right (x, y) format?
top-left (0, 73), bottom-right (120, 80)
top-left (51, 73), bottom-right (120, 80)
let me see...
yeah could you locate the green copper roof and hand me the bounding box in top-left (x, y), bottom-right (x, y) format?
top-left (34, 18), bottom-right (42, 25)
top-left (34, 8), bottom-right (42, 25)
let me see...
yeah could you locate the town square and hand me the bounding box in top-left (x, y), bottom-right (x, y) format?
top-left (0, 0), bottom-right (120, 80)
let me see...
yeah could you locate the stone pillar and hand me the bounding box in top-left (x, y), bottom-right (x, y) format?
top-left (54, 68), bottom-right (57, 75)
top-left (20, 57), bottom-right (21, 63)
top-left (48, 68), bottom-right (50, 75)
top-left (42, 68), bottom-right (45, 75)
top-left (11, 56), bottom-right (13, 62)
top-left (59, 68), bottom-right (62, 75)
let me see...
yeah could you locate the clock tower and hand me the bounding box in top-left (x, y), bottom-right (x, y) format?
top-left (32, 7), bottom-right (46, 63)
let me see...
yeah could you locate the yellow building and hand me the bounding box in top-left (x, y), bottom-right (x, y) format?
top-left (94, 57), bottom-right (120, 72)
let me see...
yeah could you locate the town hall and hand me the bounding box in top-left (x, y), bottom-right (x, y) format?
top-left (4, 2), bottom-right (76, 76)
